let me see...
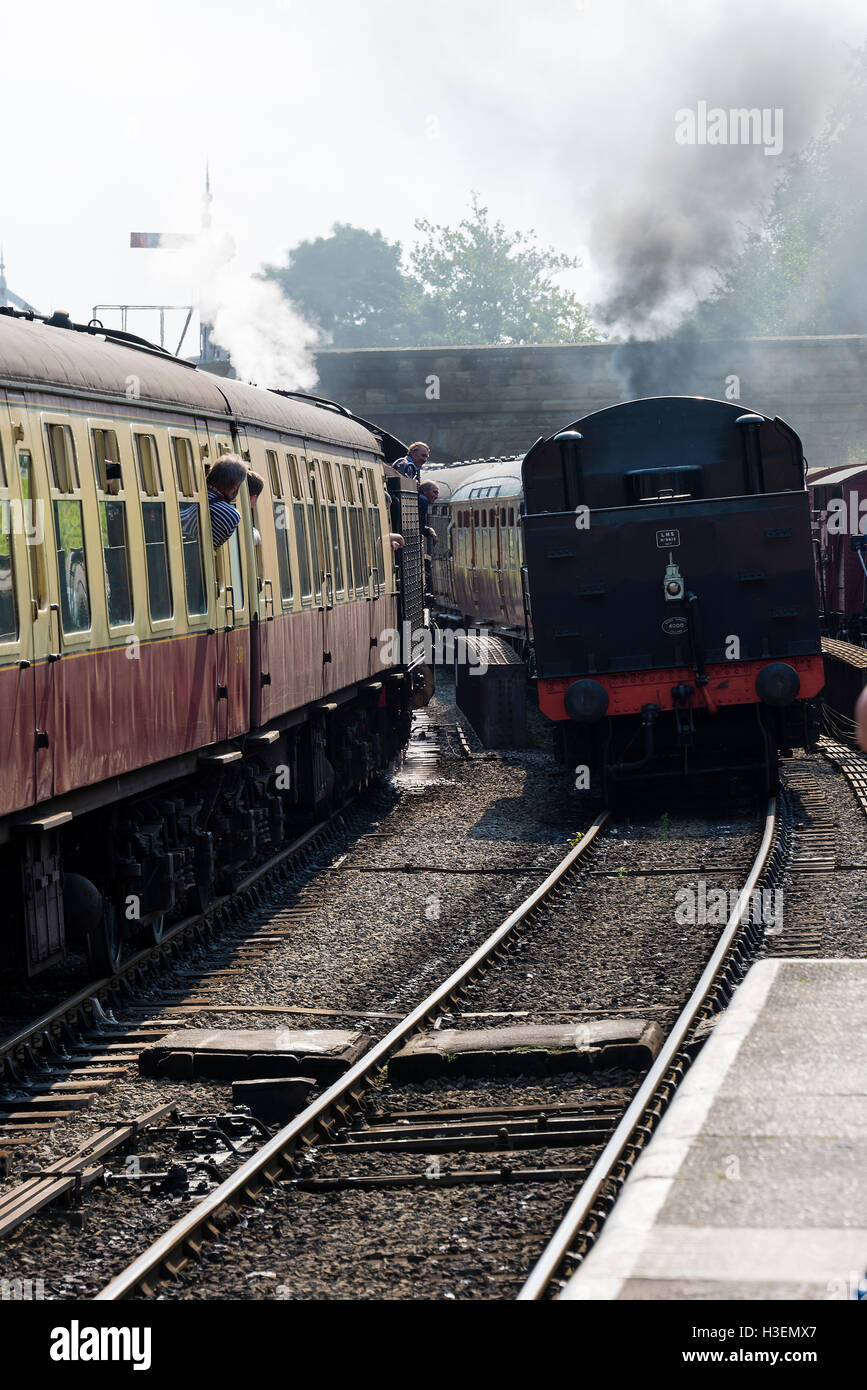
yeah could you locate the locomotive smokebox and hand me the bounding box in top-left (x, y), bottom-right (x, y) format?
top-left (755, 662), bottom-right (801, 707)
top-left (565, 679), bottom-right (609, 723)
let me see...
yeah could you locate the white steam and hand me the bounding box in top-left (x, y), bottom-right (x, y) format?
top-left (160, 222), bottom-right (323, 390)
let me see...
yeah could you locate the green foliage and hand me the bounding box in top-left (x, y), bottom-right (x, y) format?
top-left (261, 223), bottom-right (427, 348)
top-left (263, 199), bottom-right (600, 348)
top-left (408, 194), bottom-right (599, 346)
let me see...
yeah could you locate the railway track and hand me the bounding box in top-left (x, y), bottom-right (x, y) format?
top-left (0, 816), bottom-right (344, 1152)
top-left (7, 727), bottom-right (864, 1301)
top-left (518, 736), bottom-right (867, 1299)
top-left (91, 792), bottom-right (780, 1301)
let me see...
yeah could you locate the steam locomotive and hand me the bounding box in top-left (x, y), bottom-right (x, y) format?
top-left (427, 398), bottom-right (825, 798)
top-left (0, 309), bottom-right (427, 976)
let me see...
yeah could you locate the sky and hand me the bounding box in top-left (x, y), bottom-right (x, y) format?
top-left (3, 0), bottom-right (867, 379)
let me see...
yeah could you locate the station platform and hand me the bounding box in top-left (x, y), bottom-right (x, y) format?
top-left (562, 958), bottom-right (867, 1301)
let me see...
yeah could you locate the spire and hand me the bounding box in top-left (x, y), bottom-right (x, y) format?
top-left (202, 160), bottom-right (212, 231)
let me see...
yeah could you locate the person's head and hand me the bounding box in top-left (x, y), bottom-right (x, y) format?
top-left (408, 441), bottom-right (430, 467)
top-left (208, 456), bottom-right (248, 502)
top-left (246, 470), bottom-right (265, 508)
top-left (420, 481), bottom-right (439, 501)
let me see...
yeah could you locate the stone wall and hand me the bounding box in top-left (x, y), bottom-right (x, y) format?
top-left (314, 336), bottom-right (867, 471)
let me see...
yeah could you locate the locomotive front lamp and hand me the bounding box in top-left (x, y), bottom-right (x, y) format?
top-left (663, 553), bottom-right (685, 602)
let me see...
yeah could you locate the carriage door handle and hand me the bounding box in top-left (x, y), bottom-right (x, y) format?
top-left (48, 602), bottom-right (62, 662)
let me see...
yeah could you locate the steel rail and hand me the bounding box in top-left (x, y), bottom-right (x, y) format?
top-left (517, 795), bottom-right (778, 1300)
top-left (96, 810), bottom-right (610, 1299)
top-left (0, 816), bottom-right (332, 1069)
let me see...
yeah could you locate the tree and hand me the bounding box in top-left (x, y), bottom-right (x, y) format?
top-left (261, 223), bottom-right (425, 347)
top-left (408, 194), bottom-right (598, 345)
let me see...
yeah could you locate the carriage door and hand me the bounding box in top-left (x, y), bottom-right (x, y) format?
top-left (0, 393), bottom-right (40, 812)
top-left (6, 396), bottom-right (58, 802)
top-left (301, 447), bottom-right (328, 696)
top-left (211, 432), bottom-right (251, 741)
top-left (356, 465), bottom-right (381, 673)
top-left (250, 448), bottom-right (281, 727)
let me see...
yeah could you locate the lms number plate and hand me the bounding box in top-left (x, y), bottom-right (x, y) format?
top-left (656, 529), bottom-right (680, 548)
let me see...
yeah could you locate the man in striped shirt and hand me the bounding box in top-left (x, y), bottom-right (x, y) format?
top-left (181, 456), bottom-right (249, 549)
top-left (205, 456), bottom-right (248, 548)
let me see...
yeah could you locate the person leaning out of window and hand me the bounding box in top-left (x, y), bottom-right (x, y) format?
top-left (394, 441), bottom-right (430, 481)
top-left (204, 456), bottom-right (249, 549)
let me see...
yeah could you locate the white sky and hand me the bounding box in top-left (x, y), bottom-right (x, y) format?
top-left (3, 0), bottom-right (867, 340)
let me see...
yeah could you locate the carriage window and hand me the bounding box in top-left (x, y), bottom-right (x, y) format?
top-left (45, 424), bottom-right (79, 493)
top-left (178, 502), bottom-right (207, 615)
top-left (0, 523), bottom-right (17, 641)
top-left (328, 506), bottom-right (344, 593)
top-left (293, 503), bottom-right (312, 601)
top-left (341, 512), bottom-right (354, 590)
top-left (99, 499), bottom-right (133, 626)
top-left (323, 461), bottom-right (335, 503)
top-left (54, 498), bottom-right (91, 632)
top-left (273, 500), bottom-right (293, 601)
top-left (141, 501), bottom-right (172, 620)
top-left (227, 528), bottom-right (244, 609)
top-left (90, 428), bottom-right (121, 491)
top-left (349, 509), bottom-right (366, 594)
top-left (134, 434), bottom-right (163, 496)
top-left (171, 436), bottom-right (197, 496)
top-left (266, 450), bottom-right (282, 497)
top-left (307, 501), bottom-right (322, 601)
top-left (287, 454), bottom-right (302, 501)
top-left (368, 507), bottom-right (384, 586)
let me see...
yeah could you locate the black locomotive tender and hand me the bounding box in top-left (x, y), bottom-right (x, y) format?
top-left (522, 396), bottom-right (825, 797)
